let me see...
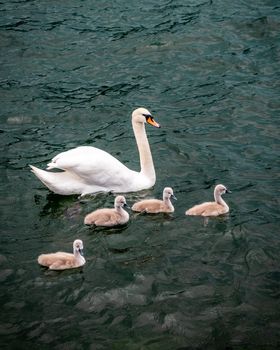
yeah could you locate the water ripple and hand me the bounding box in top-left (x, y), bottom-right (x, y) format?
top-left (1, 0), bottom-right (279, 348)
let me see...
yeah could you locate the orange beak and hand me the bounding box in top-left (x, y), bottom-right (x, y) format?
top-left (146, 116), bottom-right (161, 128)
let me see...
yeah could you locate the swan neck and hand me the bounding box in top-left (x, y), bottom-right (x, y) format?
top-left (74, 249), bottom-right (80, 258)
top-left (132, 120), bottom-right (155, 180)
top-left (164, 197), bottom-right (174, 210)
top-left (115, 205), bottom-right (125, 213)
top-left (74, 249), bottom-right (85, 263)
top-left (214, 192), bottom-right (227, 208)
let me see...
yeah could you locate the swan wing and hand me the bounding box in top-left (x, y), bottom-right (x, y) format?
top-left (84, 209), bottom-right (122, 226)
top-left (186, 202), bottom-right (224, 216)
top-left (48, 146), bottom-right (127, 172)
top-left (38, 252), bottom-right (84, 270)
top-left (38, 252), bottom-right (74, 267)
top-left (185, 202), bottom-right (212, 216)
top-left (132, 199), bottom-right (163, 212)
top-left (47, 146), bottom-right (134, 188)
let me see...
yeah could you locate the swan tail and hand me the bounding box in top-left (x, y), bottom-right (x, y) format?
top-left (29, 165), bottom-right (82, 195)
top-left (30, 165), bottom-right (59, 191)
top-left (30, 164), bottom-right (53, 181)
top-left (46, 162), bottom-right (58, 170)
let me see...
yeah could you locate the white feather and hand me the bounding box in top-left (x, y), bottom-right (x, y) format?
top-left (30, 108), bottom-right (160, 195)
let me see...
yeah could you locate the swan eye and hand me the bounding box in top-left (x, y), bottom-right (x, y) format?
top-left (142, 113), bottom-right (152, 119)
top-left (143, 113), bottom-right (154, 123)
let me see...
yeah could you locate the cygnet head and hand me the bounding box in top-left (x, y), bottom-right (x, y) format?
top-left (163, 187), bottom-right (177, 200)
top-left (115, 195), bottom-right (128, 209)
top-left (73, 239), bottom-right (84, 255)
top-left (214, 184), bottom-right (231, 196)
top-left (132, 108), bottom-right (160, 128)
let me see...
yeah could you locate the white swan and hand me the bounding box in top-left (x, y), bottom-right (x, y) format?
top-left (30, 108), bottom-right (160, 195)
top-left (185, 184), bottom-right (231, 217)
top-left (38, 239), bottom-right (85, 270)
top-left (84, 195), bottom-right (129, 227)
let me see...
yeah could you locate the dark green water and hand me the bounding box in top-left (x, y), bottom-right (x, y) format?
top-left (1, 0), bottom-right (279, 349)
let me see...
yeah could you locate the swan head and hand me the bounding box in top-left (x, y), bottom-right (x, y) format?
top-left (73, 239), bottom-right (84, 256)
top-left (214, 184), bottom-right (231, 196)
top-left (163, 187), bottom-right (177, 201)
top-left (132, 108), bottom-right (160, 128)
top-left (115, 195), bottom-right (129, 209)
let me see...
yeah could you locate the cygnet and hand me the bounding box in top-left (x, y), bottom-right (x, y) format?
top-left (185, 184), bottom-right (230, 217)
top-left (38, 239), bottom-right (85, 270)
top-left (132, 187), bottom-right (176, 213)
top-left (84, 195), bottom-right (129, 226)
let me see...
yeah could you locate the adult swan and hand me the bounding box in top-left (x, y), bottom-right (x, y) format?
top-left (30, 108), bottom-right (160, 196)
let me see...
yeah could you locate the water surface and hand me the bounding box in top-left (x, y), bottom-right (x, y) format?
top-left (0, 0), bottom-right (279, 349)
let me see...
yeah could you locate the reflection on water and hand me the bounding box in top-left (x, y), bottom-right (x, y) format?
top-left (1, 0), bottom-right (279, 349)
